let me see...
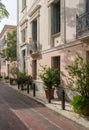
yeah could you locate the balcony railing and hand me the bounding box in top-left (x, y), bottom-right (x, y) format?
top-left (76, 12), bottom-right (89, 38)
top-left (29, 41), bottom-right (41, 55)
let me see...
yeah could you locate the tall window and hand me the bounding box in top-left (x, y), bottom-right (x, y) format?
top-left (51, 0), bottom-right (60, 35)
top-left (21, 28), bottom-right (26, 43)
top-left (51, 56), bottom-right (60, 84)
top-left (22, 50), bottom-right (26, 72)
top-left (32, 20), bottom-right (37, 51)
top-left (32, 60), bottom-right (37, 80)
top-left (22, 0), bottom-right (26, 10)
top-left (86, 0), bottom-right (89, 12)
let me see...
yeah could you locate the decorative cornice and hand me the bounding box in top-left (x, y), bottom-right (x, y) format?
top-left (20, 19), bottom-right (28, 26)
top-left (29, 5), bottom-right (41, 17)
top-left (41, 39), bottom-right (82, 54)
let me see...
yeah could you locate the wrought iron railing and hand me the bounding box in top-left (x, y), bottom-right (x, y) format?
top-left (29, 41), bottom-right (41, 54)
top-left (76, 12), bottom-right (89, 38)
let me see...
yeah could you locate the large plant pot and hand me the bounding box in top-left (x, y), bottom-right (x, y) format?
top-left (45, 88), bottom-right (55, 99)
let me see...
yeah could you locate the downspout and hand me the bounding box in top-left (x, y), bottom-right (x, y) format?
top-left (64, 0), bottom-right (66, 44)
top-left (17, 0), bottom-right (20, 70)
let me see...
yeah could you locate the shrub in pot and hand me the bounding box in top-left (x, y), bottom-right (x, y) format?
top-left (25, 75), bottom-right (33, 85)
top-left (39, 65), bottom-right (60, 99)
top-left (4, 76), bottom-right (9, 83)
top-left (71, 95), bottom-right (89, 116)
top-left (10, 78), bottom-right (17, 85)
top-left (66, 55), bottom-right (89, 116)
top-left (16, 72), bottom-right (27, 89)
top-left (0, 75), bottom-right (2, 80)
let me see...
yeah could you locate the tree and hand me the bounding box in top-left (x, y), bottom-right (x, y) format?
top-left (1, 30), bottom-right (17, 61)
top-left (0, 0), bottom-right (9, 20)
top-left (66, 55), bottom-right (89, 98)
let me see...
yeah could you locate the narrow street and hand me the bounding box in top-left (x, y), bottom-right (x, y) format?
top-left (0, 81), bottom-right (88, 130)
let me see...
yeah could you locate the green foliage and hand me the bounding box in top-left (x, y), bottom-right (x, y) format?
top-left (39, 65), bottom-right (60, 88)
top-left (10, 78), bottom-right (17, 85)
top-left (1, 30), bottom-right (17, 61)
top-left (25, 75), bottom-right (33, 85)
top-left (0, 0), bottom-right (9, 20)
top-left (0, 75), bottom-right (2, 79)
top-left (66, 55), bottom-right (89, 97)
top-left (16, 72), bottom-right (33, 85)
top-left (16, 72), bottom-right (27, 84)
top-left (4, 76), bottom-right (9, 80)
top-left (71, 95), bottom-right (89, 115)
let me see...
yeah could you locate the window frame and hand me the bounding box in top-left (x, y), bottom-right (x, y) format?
top-left (21, 28), bottom-right (26, 43)
top-left (22, 0), bottom-right (26, 11)
top-left (51, 0), bottom-right (60, 36)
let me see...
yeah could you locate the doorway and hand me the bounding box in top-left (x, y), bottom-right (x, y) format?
top-left (32, 60), bottom-right (37, 80)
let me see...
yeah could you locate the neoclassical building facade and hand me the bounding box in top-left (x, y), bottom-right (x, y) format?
top-left (0, 25), bottom-right (16, 78)
top-left (17, 0), bottom-right (89, 91)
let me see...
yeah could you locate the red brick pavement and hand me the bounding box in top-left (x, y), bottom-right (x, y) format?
top-left (0, 82), bottom-right (88, 130)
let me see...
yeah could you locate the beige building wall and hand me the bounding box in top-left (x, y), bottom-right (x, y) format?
top-left (17, 0), bottom-right (89, 91)
top-left (0, 25), bottom-right (16, 78)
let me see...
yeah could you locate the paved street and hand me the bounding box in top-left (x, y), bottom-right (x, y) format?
top-left (0, 82), bottom-right (88, 130)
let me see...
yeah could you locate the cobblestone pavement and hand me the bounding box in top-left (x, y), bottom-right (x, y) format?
top-left (0, 82), bottom-right (88, 130)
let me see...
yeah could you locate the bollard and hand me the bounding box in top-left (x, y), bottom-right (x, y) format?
top-left (33, 83), bottom-right (36, 97)
top-left (61, 90), bottom-right (65, 110)
top-left (48, 87), bottom-right (51, 103)
top-left (21, 83), bottom-right (23, 91)
top-left (27, 84), bottom-right (29, 94)
top-left (18, 83), bottom-right (20, 89)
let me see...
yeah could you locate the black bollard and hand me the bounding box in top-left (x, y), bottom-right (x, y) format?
top-left (33, 83), bottom-right (36, 97)
top-left (21, 83), bottom-right (23, 91)
top-left (18, 83), bottom-right (20, 89)
top-left (61, 90), bottom-right (65, 110)
top-left (27, 84), bottom-right (29, 94)
top-left (48, 87), bottom-right (51, 103)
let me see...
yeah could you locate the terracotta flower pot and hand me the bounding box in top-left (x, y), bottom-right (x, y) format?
top-left (45, 88), bottom-right (55, 99)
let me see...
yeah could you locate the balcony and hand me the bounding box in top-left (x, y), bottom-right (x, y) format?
top-left (76, 12), bottom-right (89, 42)
top-left (29, 41), bottom-right (41, 57)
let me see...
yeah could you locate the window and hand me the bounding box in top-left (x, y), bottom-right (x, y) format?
top-left (51, 0), bottom-right (60, 35)
top-left (51, 56), bottom-right (60, 84)
top-left (86, 0), bottom-right (89, 12)
top-left (32, 60), bottom-right (37, 80)
top-left (22, 0), bottom-right (26, 10)
top-left (22, 50), bottom-right (26, 72)
top-left (21, 28), bottom-right (26, 43)
top-left (32, 20), bottom-right (37, 51)
top-left (32, 20), bottom-right (37, 43)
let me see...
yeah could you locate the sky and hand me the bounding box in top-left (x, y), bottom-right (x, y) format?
top-left (0, 0), bottom-right (17, 32)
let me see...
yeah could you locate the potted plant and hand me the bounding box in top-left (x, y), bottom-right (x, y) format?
top-left (39, 65), bottom-right (60, 102)
top-left (66, 55), bottom-right (89, 116)
top-left (4, 76), bottom-right (9, 83)
top-left (0, 75), bottom-right (2, 80)
top-left (16, 72), bottom-right (27, 90)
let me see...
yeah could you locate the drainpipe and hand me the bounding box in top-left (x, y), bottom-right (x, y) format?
top-left (64, 0), bottom-right (66, 44)
top-left (17, 0), bottom-right (20, 70)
